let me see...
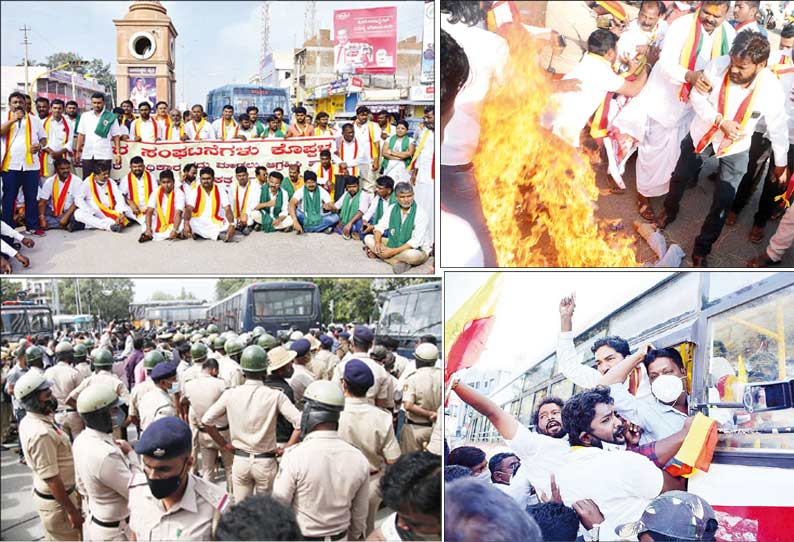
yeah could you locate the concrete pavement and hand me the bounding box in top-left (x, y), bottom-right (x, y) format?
top-left (7, 226), bottom-right (435, 275)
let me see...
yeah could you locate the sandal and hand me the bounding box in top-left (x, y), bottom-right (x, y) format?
top-left (748, 225), bottom-right (765, 244)
top-left (747, 254), bottom-right (780, 268)
top-left (362, 246), bottom-right (377, 259)
top-left (138, 233), bottom-right (153, 243)
top-left (638, 201), bottom-right (656, 222)
top-left (725, 211), bottom-right (738, 226)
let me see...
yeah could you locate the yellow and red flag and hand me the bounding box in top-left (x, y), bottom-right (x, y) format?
top-left (444, 273), bottom-right (504, 384)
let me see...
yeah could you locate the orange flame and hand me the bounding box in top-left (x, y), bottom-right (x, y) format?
top-left (472, 25), bottom-right (638, 267)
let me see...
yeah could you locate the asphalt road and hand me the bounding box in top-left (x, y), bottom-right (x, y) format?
top-left (7, 226), bottom-right (435, 275)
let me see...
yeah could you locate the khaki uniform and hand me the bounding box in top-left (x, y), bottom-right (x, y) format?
top-left (217, 356), bottom-right (244, 388)
top-left (44, 362), bottom-right (85, 440)
top-left (332, 354), bottom-right (393, 409)
top-left (202, 379), bottom-right (301, 502)
top-left (128, 472), bottom-right (229, 541)
top-left (19, 411), bottom-right (82, 541)
top-left (392, 353), bottom-right (410, 379)
top-left (179, 364), bottom-right (207, 472)
top-left (400, 366), bottom-right (442, 454)
top-left (309, 349), bottom-right (337, 380)
top-left (273, 430), bottom-right (370, 540)
top-left (287, 364), bottom-right (316, 407)
top-left (184, 373), bottom-right (233, 489)
top-left (128, 379), bottom-right (156, 421)
top-left (68, 370), bottom-right (130, 404)
top-left (339, 397), bottom-right (402, 535)
top-left (75, 362), bottom-right (92, 381)
top-left (178, 363), bottom-right (203, 390)
top-left (426, 406), bottom-right (443, 455)
top-left (73, 428), bottom-right (140, 541)
top-left (137, 386), bottom-right (177, 432)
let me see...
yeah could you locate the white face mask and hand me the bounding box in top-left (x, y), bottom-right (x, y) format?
top-left (601, 441), bottom-right (627, 452)
top-left (474, 470), bottom-right (491, 483)
top-left (652, 374), bottom-right (685, 405)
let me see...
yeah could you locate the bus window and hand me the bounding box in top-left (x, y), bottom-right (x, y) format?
top-left (523, 357), bottom-right (555, 392)
top-left (706, 284), bottom-right (794, 453)
top-left (1, 311), bottom-right (28, 334)
top-left (550, 379), bottom-right (575, 402)
top-left (707, 272), bottom-right (777, 303)
top-left (519, 394), bottom-right (535, 426)
top-left (28, 310), bottom-right (52, 333)
top-left (404, 290), bottom-right (441, 338)
top-left (382, 293), bottom-right (409, 336)
top-left (253, 289), bottom-right (314, 317)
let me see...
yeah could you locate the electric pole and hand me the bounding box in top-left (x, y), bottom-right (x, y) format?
top-left (20, 25), bottom-right (32, 94)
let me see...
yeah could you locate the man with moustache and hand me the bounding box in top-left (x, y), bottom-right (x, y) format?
top-left (183, 166), bottom-right (235, 241)
top-left (73, 162), bottom-right (133, 232)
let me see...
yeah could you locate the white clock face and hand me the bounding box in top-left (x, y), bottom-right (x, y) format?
top-left (129, 31), bottom-right (157, 60)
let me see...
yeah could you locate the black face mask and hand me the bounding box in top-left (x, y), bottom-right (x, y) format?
top-left (146, 460), bottom-right (187, 500)
top-left (44, 398), bottom-right (58, 414)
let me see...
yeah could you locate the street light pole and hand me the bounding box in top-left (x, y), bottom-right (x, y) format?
top-left (20, 25), bottom-right (31, 94)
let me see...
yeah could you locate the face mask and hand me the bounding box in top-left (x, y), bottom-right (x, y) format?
top-left (110, 407), bottom-right (126, 428)
top-left (474, 470), bottom-right (492, 482)
top-left (44, 398), bottom-right (58, 414)
top-left (168, 381), bottom-right (179, 395)
top-left (601, 441), bottom-right (627, 452)
top-left (652, 374), bottom-right (685, 405)
top-left (147, 461), bottom-right (186, 500)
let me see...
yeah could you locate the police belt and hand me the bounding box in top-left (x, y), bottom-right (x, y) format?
top-left (56, 408), bottom-right (76, 413)
top-left (199, 425), bottom-right (229, 432)
top-left (406, 419), bottom-right (434, 427)
top-left (91, 515), bottom-right (129, 528)
top-left (34, 486), bottom-right (75, 500)
top-left (303, 530), bottom-right (347, 541)
top-left (233, 449), bottom-right (277, 458)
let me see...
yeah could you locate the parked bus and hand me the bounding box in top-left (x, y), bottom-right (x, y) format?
top-left (1, 301), bottom-right (54, 343)
top-left (459, 272), bottom-right (794, 541)
top-left (375, 281), bottom-right (442, 357)
top-left (53, 314), bottom-right (94, 333)
top-left (129, 300), bottom-right (208, 328)
top-left (206, 281), bottom-right (321, 334)
top-left (206, 85), bottom-right (291, 123)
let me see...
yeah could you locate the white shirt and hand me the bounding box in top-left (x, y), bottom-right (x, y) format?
top-left (260, 187), bottom-right (290, 218)
top-left (42, 115), bottom-right (74, 155)
top-left (76, 177), bottom-right (130, 215)
top-left (352, 121), bottom-right (381, 162)
top-left (183, 119), bottom-right (214, 140)
top-left (145, 187), bottom-right (186, 213)
top-left (551, 53), bottom-right (626, 148)
top-left (238, 127), bottom-right (256, 141)
top-left (441, 17), bottom-right (509, 165)
top-left (227, 181), bottom-right (257, 219)
top-left (690, 56), bottom-right (788, 166)
top-left (38, 173), bottom-right (83, 213)
top-left (374, 202), bottom-right (432, 253)
top-left (333, 189), bottom-right (372, 216)
top-left (557, 331), bottom-right (653, 401)
top-left (334, 138), bottom-right (366, 175)
top-left (162, 123), bottom-right (184, 142)
top-left (130, 117), bottom-right (159, 142)
top-left (643, 13), bottom-right (736, 128)
top-left (211, 119), bottom-right (240, 141)
top-left (1, 113), bottom-right (45, 171)
top-left (77, 110), bottom-right (124, 160)
top-left (609, 383), bottom-right (688, 444)
top-left (1, 220), bottom-right (24, 257)
top-left (362, 194), bottom-right (390, 223)
top-left (187, 184), bottom-right (231, 217)
top-left (292, 186), bottom-right (333, 214)
top-left (440, 210), bottom-right (485, 266)
top-left (617, 19), bottom-right (668, 64)
top-left (413, 129), bottom-right (434, 182)
top-left (120, 172), bottom-right (156, 211)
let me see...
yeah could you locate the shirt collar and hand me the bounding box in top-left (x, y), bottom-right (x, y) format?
top-left (344, 397), bottom-right (369, 406)
top-left (304, 430), bottom-right (340, 441)
top-left (160, 474), bottom-right (198, 515)
top-left (244, 379), bottom-right (265, 387)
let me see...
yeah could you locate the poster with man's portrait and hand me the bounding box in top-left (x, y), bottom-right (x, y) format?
top-left (129, 77), bottom-right (156, 111)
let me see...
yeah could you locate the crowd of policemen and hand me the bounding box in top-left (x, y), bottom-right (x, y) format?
top-left (2, 321), bottom-right (442, 541)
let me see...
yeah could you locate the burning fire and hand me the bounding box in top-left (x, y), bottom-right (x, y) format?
top-left (472, 25), bottom-right (639, 267)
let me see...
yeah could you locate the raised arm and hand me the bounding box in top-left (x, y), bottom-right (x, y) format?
top-left (452, 381), bottom-right (518, 440)
top-left (557, 294), bottom-right (601, 388)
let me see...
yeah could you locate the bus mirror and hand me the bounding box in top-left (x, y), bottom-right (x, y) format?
top-left (742, 379), bottom-right (794, 413)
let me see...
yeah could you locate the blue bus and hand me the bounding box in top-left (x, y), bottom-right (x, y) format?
top-left (375, 281), bottom-right (442, 358)
top-left (207, 281), bottom-right (321, 334)
top-left (206, 85), bottom-right (291, 123)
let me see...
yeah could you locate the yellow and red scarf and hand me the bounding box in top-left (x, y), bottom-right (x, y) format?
top-left (127, 171), bottom-right (154, 212)
top-left (678, 11), bottom-right (731, 102)
top-left (408, 129), bottom-right (431, 171)
top-left (317, 164), bottom-right (337, 199)
top-left (291, 123), bottom-right (312, 137)
top-left (339, 139), bottom-right (360, 176)
top-left (2, 111), bottom-right (34, 172)
top-left (314, 126), bottom-right (334, 137)
top-left (133, 117), bottom-right (159, 141)
top-left (40, 115), bottom-right (70, 177)
top-left (51, 174), bottom-right (73, 217)
top-left (358, 121), bottom-right (379, 160)
top-left (89, 174), bottom-right (129, 225)
top-left (154, 187), bottom-right (176, 233)
top-left (233, 182), bottom-right (251, 219)
top-left (220, 119), bottom-right (239, 140)
top-left (193, 185), bottom-right (224, 225)
top-left (156, 114), bottom-right (171, 137)
top-left (771, 51), bottom-right (794, 79)
top-left (694, 69), bottom-right (761, 156)
top-left (165, 121), bottom-right (184, 141)
top-left (191, 119), bottom-right (207, 140)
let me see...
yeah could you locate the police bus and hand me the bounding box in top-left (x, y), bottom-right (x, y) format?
top-left (53, 314), bottom-right (94, 333)
top-left (206, 85), bottom-right (291, 123)
top-left (375, 281), bottom-right (442, 357)
top-left (129, 300), bottom-right (209, 328)
top-left (461, 272), bottom-right (793, 541)
top-left (207, 281), bottom-right (321, 335)
top-left (1, 301), bottom-right (54, 343)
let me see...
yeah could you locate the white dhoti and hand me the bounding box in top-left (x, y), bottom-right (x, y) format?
top-left (360, 163), bottom-right (377, 193)
top-left (128, 212), bottom-right (146, 226)
top-left (140, 222), bottom-right (183, 241)
top-left (189, 215), bottom-right (229, 240)
top-left (252, 213), bottom-right (293, 230)
top-left (74, 208), bottom-right (115, 231)
top-left (635, 116), bottom-right (691, 197)
top-left (383, 161), bottom-right (411, 183)
top-left (414, 177), bottom-right (434, 231)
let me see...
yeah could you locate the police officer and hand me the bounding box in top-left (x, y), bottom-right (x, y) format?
top-left (338, 360), bottom-right (402, 535)
top-left (273, 380), bottom-right (370, 541)
top-left (257, 333), bottom-right (278, 351)
top-left (73, 384), bottom-right (139, 541)
top-left (73, 343), bottom-right (92, 381)
top-left (310, 334), bottom-right (338, 380)
top-left (264, 346), bottom-right (298, 448)
top-left (126, 349), bottom-right (162, 432)
top-left (332, 326), bottom-right (393, 410)
top-left (182, 358), bottom-right (233, 492)
top-left (399, 343), bottom-right (442, 454)
top-left (128, 417), bottom-right (229, 541)
top-left (67, 348), bottom-right (130, 413)
top-left (288, 338), bottom-right (317, 408)
top-left (26, 344), bottom-right (46, 372)
top-left (44, 341), bottom-right (85, 441)
top-left (214, 336), bottom-right (244, 388)
top-left (15, 370), bottom-right (84, 540)
top-left (137, 361), bottom-right (178, 432)
top-left (202, 345), bottom-right (301, 502)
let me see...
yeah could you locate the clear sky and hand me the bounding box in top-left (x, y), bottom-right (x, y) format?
top-left (132, 278), bottom-right (217, 302)
top-left (1, 1), bottom-right (425, 107)
top-left (444, 271), bottom-right (675, 375)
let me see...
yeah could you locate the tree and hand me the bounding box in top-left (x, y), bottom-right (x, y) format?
top-left (57, 279), bottom-right (134, 323)
top-left (178, 287), bottom-right (196, 300)
top-left (39, 52), bottom-right (117, 104)
top-left (150, 291), bottom-right (176, 301)
top-left (1, 279), bottom-right (24, 303)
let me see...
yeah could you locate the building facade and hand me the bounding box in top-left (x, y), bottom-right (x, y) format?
top-left (0, 66), bottom-right (106, 116)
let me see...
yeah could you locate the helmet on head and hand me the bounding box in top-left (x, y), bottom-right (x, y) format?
top-left (252, 326), bottom-right (265, 338)
top-left (25, 345), bottom-right (44, 364)
top-left (93, 348), bottom-right (114, 368)
top-left (190, 333), bottom-right (203, 344)
top-left (144, 349), bottom-right (165, 370)
top-left (172, 333), bottom-right (186, 344)
top-left (289, 330), bottom-right (304, 341)
top-left (415, 343), bottom-right (439, 365)
top-left (240, 345), bottom-right (268, 373)
top-left (225, 339), bottom-right (243, 357)
top-left (213, 336), bottom-right (227, 351)
top-left (55, 341), bottom-right (73, 355)
top-left (14, 371), bottom-right (55, 414)
top-left (301, 380), bottom-right (345, 436)
top-left (191, 342), bottom-right (208, 362)
top-left (257, 333), bottom-right (277, 351)
top-left (82, 338), bottom-right (95, 349)
top-left (77, 383), bottom-right (124, 433)
top-left (207, 324), bottom-right (220, 334)
top-left (73, 343), bottom-right (88, 360)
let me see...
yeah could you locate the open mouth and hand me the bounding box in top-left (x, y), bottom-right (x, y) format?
top-left (546, 421), bottom-right (561, 432)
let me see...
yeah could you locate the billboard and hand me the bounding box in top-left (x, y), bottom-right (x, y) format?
top-left (333, 6), bottom-right (397, 75)
top-left (129, 76), bottom-right (156, 110)
top-left (421, 1), bottom-right (434, 84)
